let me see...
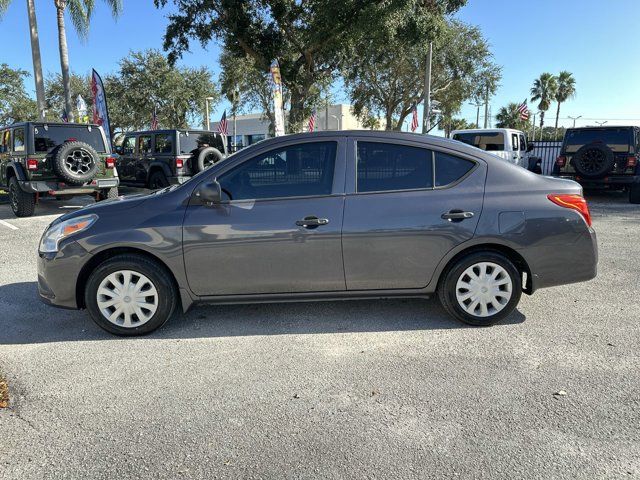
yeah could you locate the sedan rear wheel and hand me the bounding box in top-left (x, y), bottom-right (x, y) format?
top-left (85, 254), bottom-right (177, 336)
top-left (439, 252), bottom-right (522, 326)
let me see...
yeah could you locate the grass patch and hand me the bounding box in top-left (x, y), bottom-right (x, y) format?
top-left (0, 373), bottom-right (9, 408)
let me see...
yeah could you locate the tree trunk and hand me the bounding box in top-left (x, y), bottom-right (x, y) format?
top-left (539, 110), bottom-right (545, 130)
top-left (27, 0), bottom-right (45, 118)
top-left (287, 88), bottom-right (306, 133)
top-left (55, 0), bottom-right (74, 122)
top-left (555, 102), bottom-right (561, 130)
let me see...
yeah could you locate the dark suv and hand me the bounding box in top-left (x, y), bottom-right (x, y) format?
top-left (552, 126), bottom-right (640, 203)
top-left (114, 129), bottom-right (227, 189)
top-left (0, 122), bottom-right (119, 217)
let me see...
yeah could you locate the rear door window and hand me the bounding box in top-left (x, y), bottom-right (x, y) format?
top-left (33, 125), bottom-right (106, 153)
top-left (564, 128), bottom-right (632, 153)
top-left (137, 136), bottom-right (152, 155)
top-left (154, 134), bottom-right (173, 154)
top-left (179, 132), bottom-right (222, 154)
top-left (519, 134), bottom-right (527, 152)
top-left (121, 136), bottom-right (136, 155)
top-left (12, 128), bottom-right (25, 152)
top-left (357, 142), bottom-right (433, 192)
top-left (511, 134), bottom-right (519, 151)
top-left (434, 151), bottom-right (475, 187)
top-left (0, 130), bottom-right (8, 153)
top-left (453, 132), bottom-right (505, 151)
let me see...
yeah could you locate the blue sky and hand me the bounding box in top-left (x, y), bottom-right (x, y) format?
top-left (1, 0), bottom-right (639, 132)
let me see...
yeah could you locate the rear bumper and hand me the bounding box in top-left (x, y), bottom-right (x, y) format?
top-left (20, 178), bottom-right (119, 194)
top-left (520, 227), bottom-right (598, 292)
top-left (168, 175), bottom-right (190, 185)
top-left (553, 174), bottom-right (639, 188)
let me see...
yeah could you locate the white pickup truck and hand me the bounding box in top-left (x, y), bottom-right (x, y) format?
top-left (450, 128), bottom-right (535, 169)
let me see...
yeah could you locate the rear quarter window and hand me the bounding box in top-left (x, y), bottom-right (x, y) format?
top-left (434, 151), bottom-right (475, 187)
top-left (453, 132), bottom-right (505, 152)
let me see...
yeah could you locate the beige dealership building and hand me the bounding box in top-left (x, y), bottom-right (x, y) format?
top-left (212, 104), bottom-right (378, 150)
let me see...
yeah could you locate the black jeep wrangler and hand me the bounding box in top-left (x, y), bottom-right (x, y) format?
top-left (0, 122), bottom-right (119, 217)
top-left (552, 126), bottom-right (640, 203)
top-left (114, 129), bottom-right (227, 189)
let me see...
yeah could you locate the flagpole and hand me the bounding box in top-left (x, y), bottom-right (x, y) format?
top-left (422, 42), bottom-right (432, 134)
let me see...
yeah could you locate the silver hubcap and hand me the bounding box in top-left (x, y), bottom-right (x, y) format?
top-left (455, 262), bottom-right (513, 318)
top-left (97, 270), bottom-right (158, 328)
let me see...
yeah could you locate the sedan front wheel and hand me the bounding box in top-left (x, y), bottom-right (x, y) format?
top-left (438, 251), bottom-right (522, 326)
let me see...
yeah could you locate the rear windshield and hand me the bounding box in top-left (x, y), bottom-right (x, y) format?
top-left (563, 128), bottom-right (632, 154)
top-left (178, 131), bottom-right (223, 155)
top-left (33, 124), bottom-right (107, 153)
top-left (452, 132), bottom-right (505, 151)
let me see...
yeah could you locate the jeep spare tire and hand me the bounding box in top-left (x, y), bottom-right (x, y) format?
top-left (196, 147), bottom-right (224, 173)
top-left (573, 142), bottom-right (615, 179)
top-left (53, 141), bottom-right (99, 186)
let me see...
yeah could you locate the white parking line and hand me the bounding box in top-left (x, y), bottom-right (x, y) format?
top-left (0, 219), bottom-right (18, 230)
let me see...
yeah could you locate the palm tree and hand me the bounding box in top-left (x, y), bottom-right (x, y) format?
top-left (54, 0), bottom-right (122, 122)
top-left (530, 72), bottom-right (558, 130)
top-left (495, 102), bottom-right (528, 130)
top-left (554, 71), bottom-right (576, 130)
top-left (0, 0), bottom-right (46, 118)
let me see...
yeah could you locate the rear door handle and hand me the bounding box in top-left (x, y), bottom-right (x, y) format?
top-left (296, 216), bottom-right (329, 228)
top-left (441, 210), bottom-right (474, 221)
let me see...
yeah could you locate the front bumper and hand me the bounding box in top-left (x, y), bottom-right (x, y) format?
top-left (37, 240), bottom-right (93, 309)
top-left (21, 178), bottom-right (120, 194)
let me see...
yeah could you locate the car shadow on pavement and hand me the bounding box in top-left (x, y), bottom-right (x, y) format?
top-left (0, 282), bottom-right (526, 345)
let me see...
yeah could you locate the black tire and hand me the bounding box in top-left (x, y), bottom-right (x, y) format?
top-left (148, 170), bottom-right (169, 190)
top-left (53, 141), bottom-right (100, 186)
top-left (8, 176), bottom-right (36, 217)
top-left (630, 183), bottom-right (640, 204)
top-left (573, 143), bottom-right (615, 179)
top-left (84, 254), bottom-right (178, 336)
top-left (196, 147), bottom-right (224, 172)
top-left (97, 187), bottom-right (119, 201)
top-left (438, 251), bottom-right (522, 327)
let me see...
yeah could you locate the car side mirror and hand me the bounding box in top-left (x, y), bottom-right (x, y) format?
top-left (195, 179), bottom-right (222, 206)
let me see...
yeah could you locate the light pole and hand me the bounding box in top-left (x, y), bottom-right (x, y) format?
top-left (595, 120), bottom-right (608, 126)
top-left (232, 89), bottom-right (239, 151)
top-left (204, 96), bottom-right (215, 130)
top-left (421, 42), bottom-right (432, 134)
top-left (568, 115), bottom-right (582, 128)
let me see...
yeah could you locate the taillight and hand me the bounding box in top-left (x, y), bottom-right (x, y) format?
top-left (556, 155), bottom-right (567, 167)
top-left (175, 158), bottom-right (184, 169)
top-left (27, 158), bottom-right (38, 170)
top-left (547, 194), bottom-right (592, 227)
top-left (627, 156), bottom-right (637, 169)
top-left (105, 157), bottom-right (116, 169)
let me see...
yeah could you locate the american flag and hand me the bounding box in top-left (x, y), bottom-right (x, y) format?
top-left (517, 100), bottom-right (530, 121)
top-left (60, 109), bottom-right (69, 123)
top-left (151, 107), bottom-right (159, 130)
top-left (217, 110), bottom-right (229, 135)
top-left (307, 109), bottom-right (317, 132)
top-left (410, 104), bottom-right (419, 132)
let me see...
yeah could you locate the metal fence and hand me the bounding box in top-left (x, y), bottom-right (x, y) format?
top-left (530, 140), bottom-right (562, 175)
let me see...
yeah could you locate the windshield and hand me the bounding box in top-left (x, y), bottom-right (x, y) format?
top-left (452, 132), bottom-right (505, 151)
top-left (33, 124), bottom-right (107, 153)
top-left (563, 128), bottom-right (632, 154)
top-left (178, 131), bottom-right (224, 154)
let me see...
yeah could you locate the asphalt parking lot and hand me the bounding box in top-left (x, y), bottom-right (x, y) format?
top-left (0, 190), bottom-right (638, 479)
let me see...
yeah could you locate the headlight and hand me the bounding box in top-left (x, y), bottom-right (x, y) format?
top-left (39, 214), bottom-right (98, 253)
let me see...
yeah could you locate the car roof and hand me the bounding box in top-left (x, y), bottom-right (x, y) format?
top-left (124, 129), bottom-right (223, 136)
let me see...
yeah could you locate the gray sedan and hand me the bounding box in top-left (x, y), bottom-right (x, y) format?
top-left (37, 131), bottom-right (597, 335)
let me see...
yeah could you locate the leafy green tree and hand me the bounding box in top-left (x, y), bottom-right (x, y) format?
top-left (530, 72), bottom-right (558, 130)
top-left (0, 0), bottom-right (46, 117)
top-left (554, 71), bottom-right (576, 130)
top-left (495, 102), bottom-right (529, 130)
top-left (154, 0), bottom-right (466, 132)
top-left (0, 64), bottom-right (37, 124)
top-left (343, 20), bottom-right (499, 131)
top-left (106, 50), bottom-right (218, 133)
top-left (45, 72), bottom-right (93, 121)
top-left (53, 0), bottom-right (122, 122)
top-left (439, 117), bottom-right (477, 137)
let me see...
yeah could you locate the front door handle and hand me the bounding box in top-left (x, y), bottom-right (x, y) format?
top-left (296, 216), bottom-right (329, 228)
top-left (441, 210), bottom-right (474, 222)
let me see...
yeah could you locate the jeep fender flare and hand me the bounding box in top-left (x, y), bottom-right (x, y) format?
top-left (6, 161), bottom-right (28, 182)
top-left (146, 161), bottom-right (173, 183)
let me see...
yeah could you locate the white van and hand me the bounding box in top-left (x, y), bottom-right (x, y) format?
top-left (450, 128), bottom-right (532, 168)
